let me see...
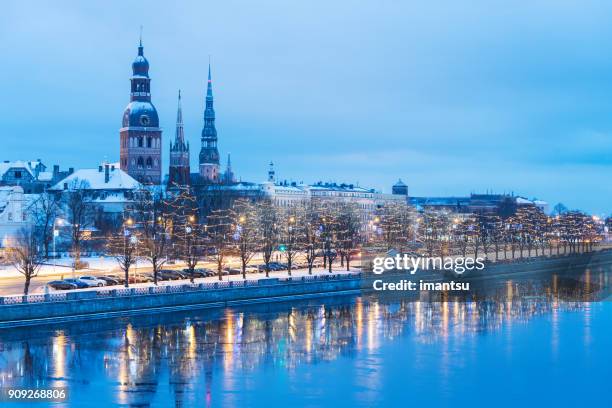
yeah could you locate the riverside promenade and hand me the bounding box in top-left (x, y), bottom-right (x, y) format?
top-left (0, 269), bottom-right (362, 328)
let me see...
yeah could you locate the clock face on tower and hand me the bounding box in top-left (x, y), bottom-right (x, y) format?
top-left (140, 115), bottom-right (150, 126)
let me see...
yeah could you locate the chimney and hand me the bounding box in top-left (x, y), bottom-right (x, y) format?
top-left (69, 167), bottom-right (74, 174)
top-left (104, 164), bottom-right (110, 183)
top-left (98, 165), bottom-right (103, 172)
top-left (53, 165), bottom-right (59, 175)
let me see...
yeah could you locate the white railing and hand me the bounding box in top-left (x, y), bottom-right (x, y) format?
top-left (0, 272), bottom-right (362, 306)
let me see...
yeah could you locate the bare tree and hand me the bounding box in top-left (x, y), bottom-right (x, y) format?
top-left (106, 218), bottom-right (139, 288)
top-left (8, 228), bottom-right (43, 295)
top-left (168, 186), bottom-right (201, 282)
top-left (257, 199), bottom-right (279, 277)
top-left (336, 202), bottom-right (362, 271)
top-left (232, 199), bottom-right (259, 279)
top-left (206, 208), bottom-right (233, 280)
top-left (418, 210), bottom-right (450, 257)
top-left (135, 188), bottom-right (170, 285)
top-left (319, 203), bottom-right (339, 273)
top-left (62, 179), bottom-right (96, 270)
top-left (30, 192), bottom-right (60, 259)
top-left (302, 201), bottom-right (321, 275)
top-left (279, 206), bottom-right (302, 276)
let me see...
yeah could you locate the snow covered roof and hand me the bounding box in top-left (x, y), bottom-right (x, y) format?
top-left (515, 197), bottom-right (533, 205)
top-left (49, 167), bottom-right (140, 191)
top-left (0, 160), bottom-right (35, 178)
top-left (308, 182), bottom-right (375, 193)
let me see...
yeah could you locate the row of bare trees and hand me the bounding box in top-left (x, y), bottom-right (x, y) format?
top-left (104, 187), bottom-right (366, 285)
top-left (373, 203), bottom-right (602, 260)
top-left (6, 180), bottom-right (603, 295)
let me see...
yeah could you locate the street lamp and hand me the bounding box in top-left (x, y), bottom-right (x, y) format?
top-left (53, 218), bottom-right (63, 275)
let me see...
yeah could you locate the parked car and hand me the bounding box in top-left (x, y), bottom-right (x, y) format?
top-left (127, 274), bottom-right (154, 284)
top-left (182, 269), bottom-right (207, 278)
top-left (245, 266), bottom-right (259, 274)
top-left (198, 268), bottom-right (216, 277)
top-left (106, 274), bottom-right (126, 284)
top-left (158, 270), bottom-right (186, 280)
top-left (47, 280), bottom-right (78, 290)
top-left (268, 262), bottom-right (286, 271)
top-left (62, 278), bottom-right (89, 289)
top-left (97, 276), bottom-right (120, 286)
top-left (227, 268), bottom-right (242, 275)
top-left (78, 276), bottom-right (107, 287)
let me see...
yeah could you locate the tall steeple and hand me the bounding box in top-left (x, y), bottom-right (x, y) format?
top-left (223, 153), bottom-right (235, 184)
top-left (175, 90), bottom-right (186, 148)
top-left (120, 34), bottom-right (162, 185)
top-left (199, 62), bottom-right (220, 182)
top-left (168, 90), bottom-right (190, 187)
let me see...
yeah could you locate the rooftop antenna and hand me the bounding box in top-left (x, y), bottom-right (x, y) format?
top-left (139, 25), bottom-right (143, 46)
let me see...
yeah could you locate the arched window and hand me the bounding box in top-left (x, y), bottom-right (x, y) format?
top-left (154, 158), bottom-right (158, 167)
top-left (137, 157), bottom-right (144, 169)
top-left (146, 157), bottom-right (153, 169)
top-left (138, 137), bottom-right (144, 147)
top-left (147, 137), bottom-right (152, 148)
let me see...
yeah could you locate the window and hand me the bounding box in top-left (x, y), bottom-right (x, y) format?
top-left (147, 137), bottom-right (152, 148)
top-left (146, 157), bottom-right (152, 169)
top-left (138, 137), bottom-right (144, 147)
top-left (137, 157), bottom-right (144, 169)
top-left (14, 171), bottom-right (22, 179)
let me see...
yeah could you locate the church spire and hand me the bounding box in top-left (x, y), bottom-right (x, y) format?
top-left (199, 60), bottom-right (220, 182)
top-left (207, 62), bottom-right (213, 98)
top-left (223, 153), bottom-right (235, 184)
top-left (174, 90), bottom-right (186, 149)
top-left (138, 26), bottom-right (144, 56)
top-left (168, 89), bottom-right (190, 187)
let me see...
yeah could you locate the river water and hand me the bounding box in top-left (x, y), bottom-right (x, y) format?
top-left (0, 267), bottom-right (610, 407)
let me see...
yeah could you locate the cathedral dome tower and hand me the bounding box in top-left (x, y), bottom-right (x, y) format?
top-left (119, 37), bottom-right (162, 185)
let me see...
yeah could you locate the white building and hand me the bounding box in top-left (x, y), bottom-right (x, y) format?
top-left (0, 186), bottom-right (29, 249)
top-left (48, 163), bottom-right (141, 216)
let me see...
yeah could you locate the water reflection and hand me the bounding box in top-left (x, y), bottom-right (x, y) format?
top-left (0, 266), bottom-right (609, 407)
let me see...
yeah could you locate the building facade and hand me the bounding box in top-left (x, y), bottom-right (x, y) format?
top-left (49, 163), bottom-right (141, 227)
top-left (168, 91), bottom-right (190, 187)
top-left (0, 186), bottom-right (28, 250)
top-left (120, 39), bottom-right (162, 185)
top-left (0, 160), bottom-right (72, 194)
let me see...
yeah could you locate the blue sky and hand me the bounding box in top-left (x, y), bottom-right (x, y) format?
top-left (0, 1), bottom-right (610, 214)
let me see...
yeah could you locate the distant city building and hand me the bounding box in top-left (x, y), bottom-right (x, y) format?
top-left (409, 193), bottom-right (549, 216)
top-left (392, 179), bottom-right (408, 196)
top-left (49, 163), bottom-right (141, 223)
top-left (194, 164), bottom-right (407, 226)
top-left (0, 160), bottom-right (72, 193)
top-left (0, 186), bottom-right (28, 250)
top-left (119, 38), bottom-right (162, 185)
top-left (168, 90), bottom-right (190, 187)
top-left (198, 64), bottom-right (221, 182)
